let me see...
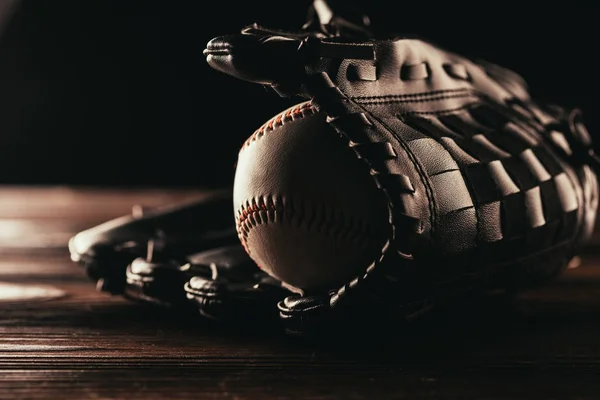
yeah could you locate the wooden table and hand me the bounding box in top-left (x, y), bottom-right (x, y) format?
top-left (2, 186), bottom-right (600, 399)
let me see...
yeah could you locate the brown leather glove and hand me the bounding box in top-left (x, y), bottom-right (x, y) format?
top-left (204, 0), bottom-right (599, 336)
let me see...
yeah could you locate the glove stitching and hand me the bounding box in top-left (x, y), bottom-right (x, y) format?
top-left (351, 87), bottom-right (472, 101)
top-left (342, 106), bottom-right (438, 240)
top-left (399, 102), bottom-right (479, 116)
top-left (353, 92), bottom-right (477, 105)
top-left (307, 77), bottom-right (435, 312)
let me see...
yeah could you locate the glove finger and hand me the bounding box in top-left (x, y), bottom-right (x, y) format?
top-left (204, 31), bottom-right (305, 86)
top-left (124, 256), bottom-right (193, 309)
top-left (69, 190), bottom-right (238, 293)
top-left (184, 245), bottom-right (291, 323)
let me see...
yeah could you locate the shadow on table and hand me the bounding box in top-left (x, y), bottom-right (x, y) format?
top-left (47, 282), bottom-right (600, 362)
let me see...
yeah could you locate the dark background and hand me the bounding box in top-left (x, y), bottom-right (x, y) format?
top-left (0, 0), bottom-right (597, 189)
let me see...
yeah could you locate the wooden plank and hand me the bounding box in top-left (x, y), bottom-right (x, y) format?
top-left (0, 252), bottom-right (598, 398)
top-left (1, 187), bottom-right (600, 398)
top-left (0, 186), bottom-right (218, 255)
top-left (0, 186), bottom-right (214, 219)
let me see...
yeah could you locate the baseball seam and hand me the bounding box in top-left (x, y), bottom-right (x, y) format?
top-left (236, 196), bottom-right (377, 254)
top-left (241, 101), bottom-right (316, 149)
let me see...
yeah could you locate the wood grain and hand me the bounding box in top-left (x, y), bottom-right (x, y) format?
top-left (1, 186), bottom-right (600, 399)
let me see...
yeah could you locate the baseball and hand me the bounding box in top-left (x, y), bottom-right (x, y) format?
top-left (233, 101), bottom-right (390, 292)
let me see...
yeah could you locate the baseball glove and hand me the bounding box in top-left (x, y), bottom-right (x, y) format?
top-left (125, 243), bottom-right (290, 323)
top-left (69, 189), bottom-right (293, 324)
top-left (203, 0), bottom-right (600, 336)
top-left (68, 189), bottom-right (240, 294)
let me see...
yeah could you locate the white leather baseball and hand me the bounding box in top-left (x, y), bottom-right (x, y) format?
top-left (233, 101), bottom-right (390, 291)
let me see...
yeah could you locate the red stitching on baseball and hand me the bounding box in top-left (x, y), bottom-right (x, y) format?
top-left (242, 101), bottom-right (316, 149)
top-left (236, 196), bottom-right (378, 256)
top-left (237, 200), bottom-right (276, 227)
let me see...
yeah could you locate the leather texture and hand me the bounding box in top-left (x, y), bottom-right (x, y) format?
top-left (126, 244), bottom-right (290, 322)
top-left (204, 0), bottom-right (600, 336)
top-left (68, 189), bottom-right (240, 294)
